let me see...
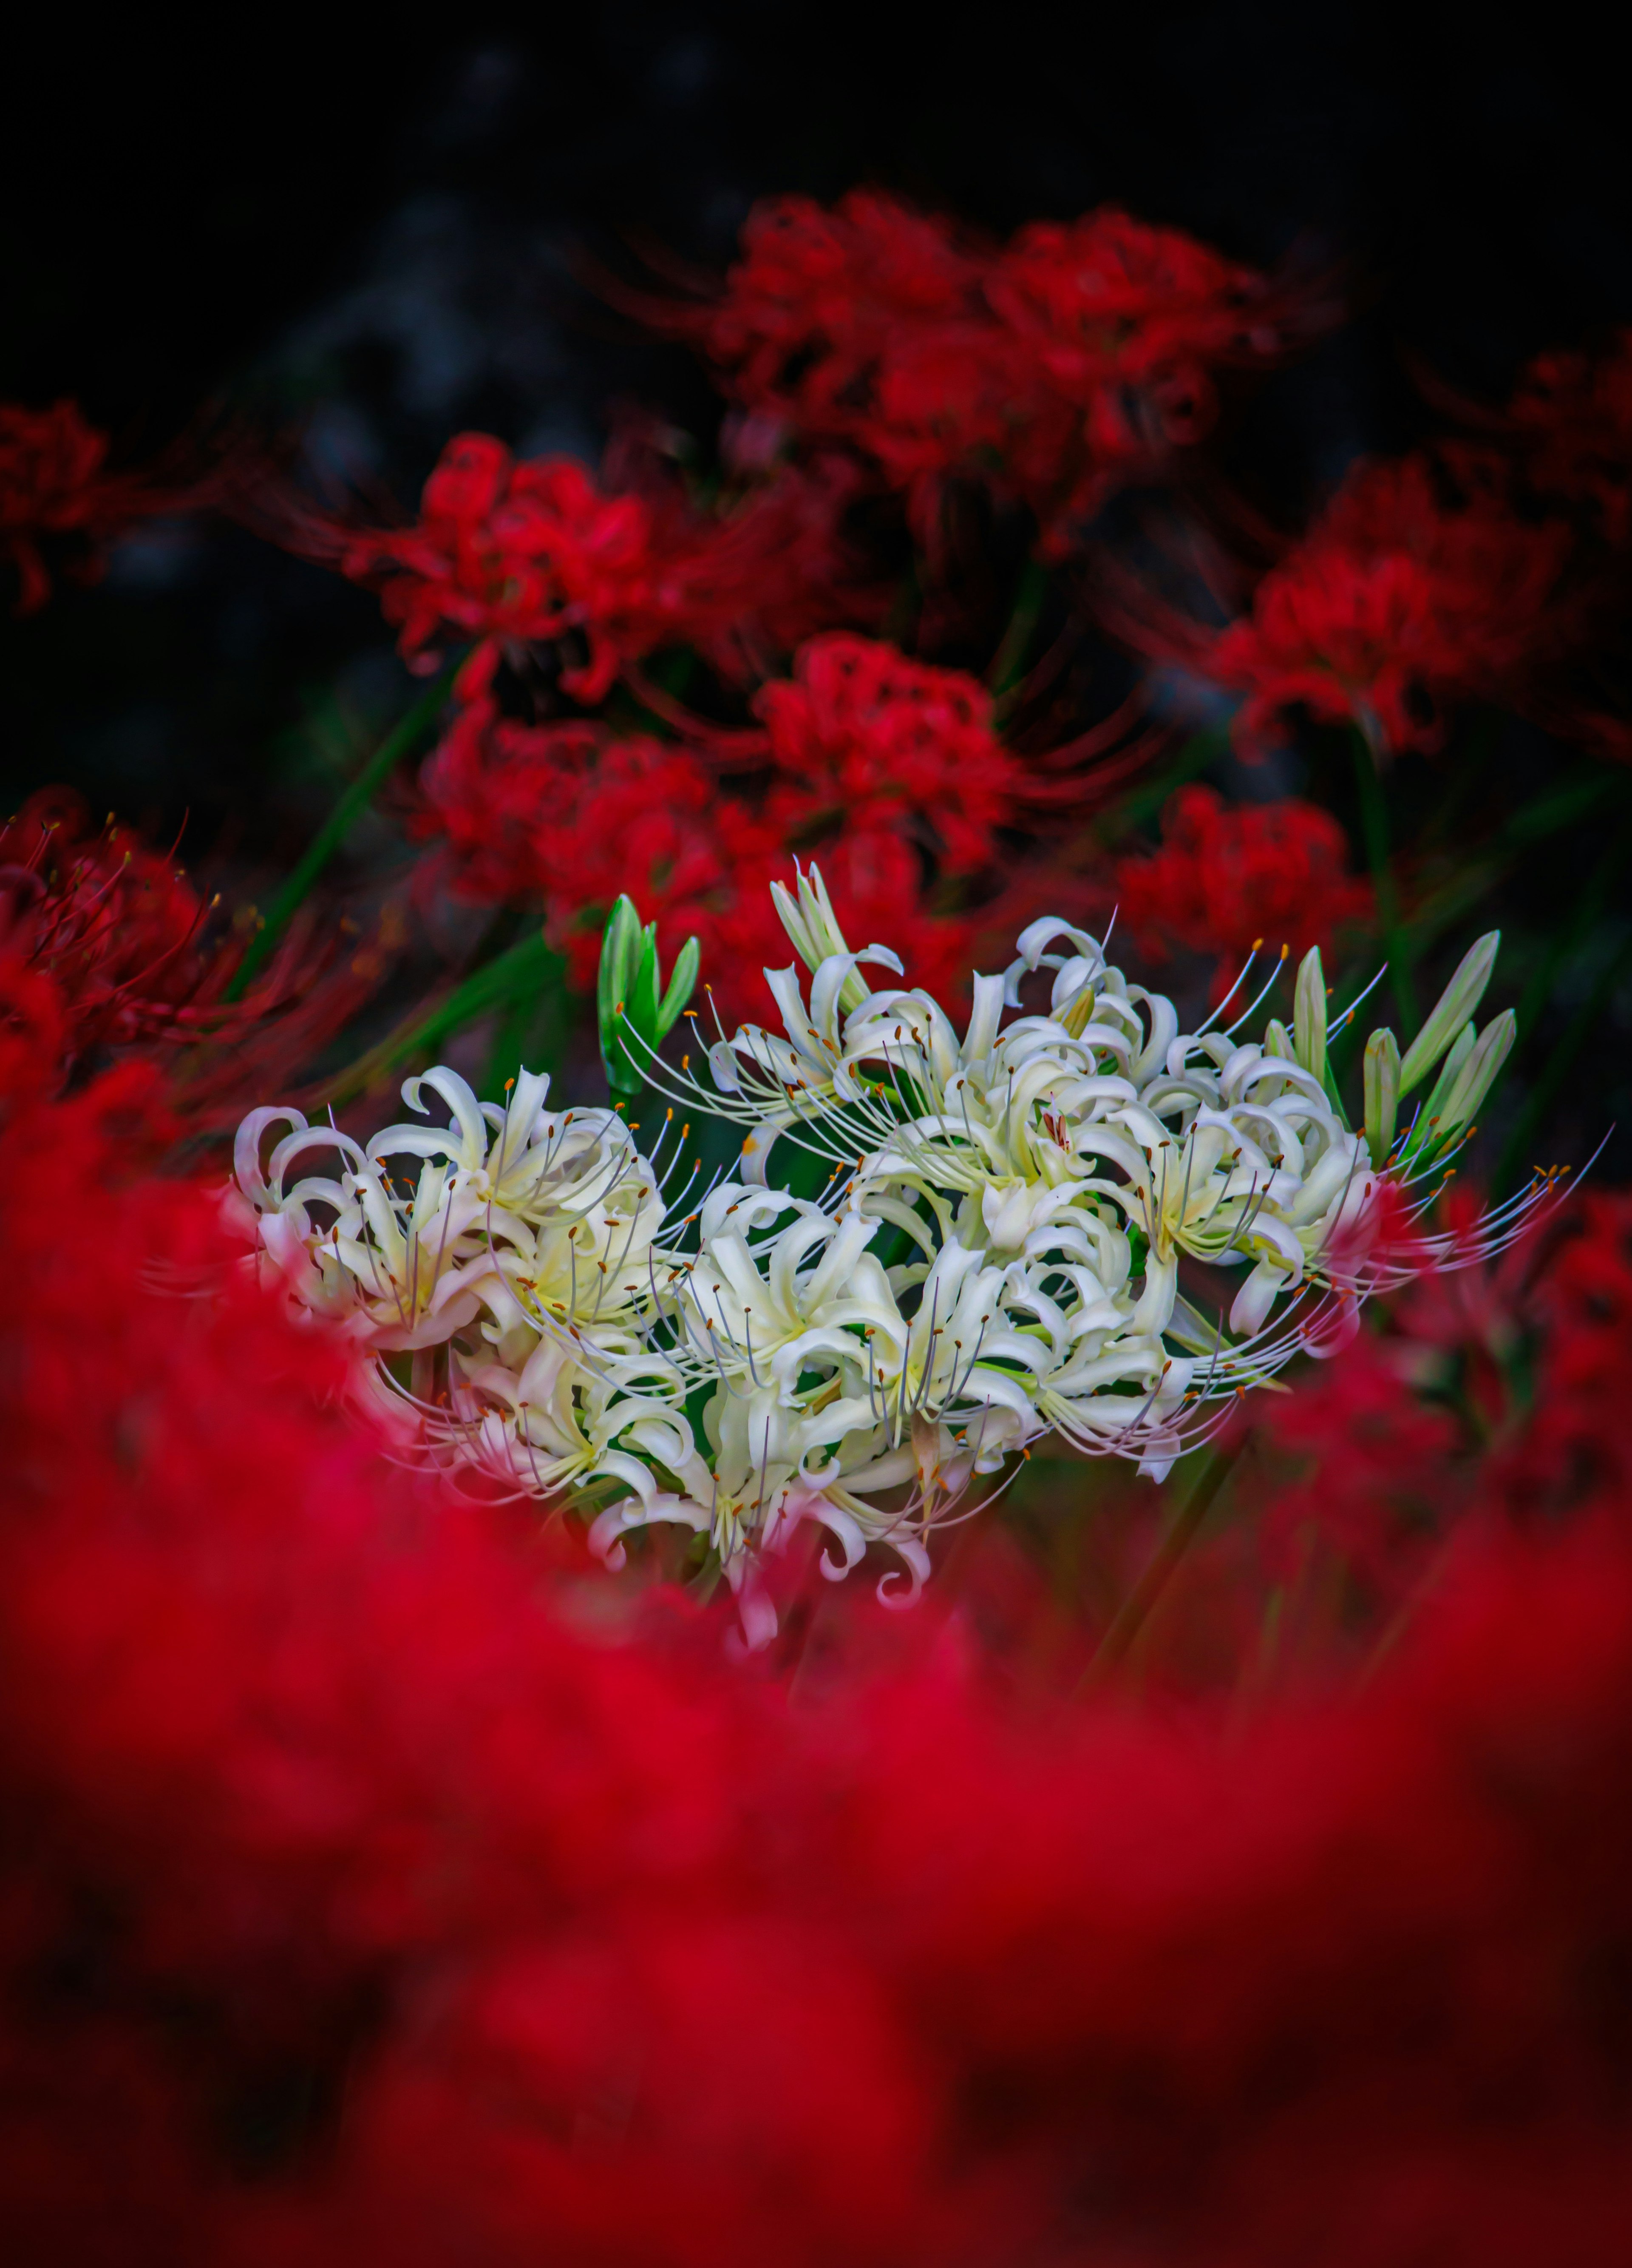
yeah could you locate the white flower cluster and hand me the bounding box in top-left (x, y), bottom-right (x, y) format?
top-left (235, 869), bottom-right (1533, 1644)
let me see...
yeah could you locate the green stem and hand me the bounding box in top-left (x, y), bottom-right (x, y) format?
top-left (483, 962), bottom-right (571, 1100)
top-left (986, 556), bottom-right (1049, 698)
top-left (1081, 1433), bottom-right (1248, 1686)
top-left (1511, 813), bottom-right (1632, 1047)
top-left (882, 563), bottom-right (920, 650)
top-left (1491, 924), bottom-right (1632, 1197)
top-left (227, 669), bottom-right (455, 999)
top-left (1350, 727), bottom-right (1418, 1030)
top-left (1104, 722), bottom-right (1228, 836)
top-left (318, 929), bottom-right (564, 1108)
top-left (1500, 766), bottom-right (1623, 846)
top-left (1352, 770), bottom-right (1629, 976)
top-left (1416, 711), bottom-right (1492, 851)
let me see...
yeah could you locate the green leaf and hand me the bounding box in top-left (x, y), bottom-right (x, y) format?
top-left (320, 929), bottom-right (564, 1108)
top-left (226, 667), bottom-right (455, 1000)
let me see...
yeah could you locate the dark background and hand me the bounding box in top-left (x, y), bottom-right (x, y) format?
top-left (3, 3), bottom-right (1628, 1164)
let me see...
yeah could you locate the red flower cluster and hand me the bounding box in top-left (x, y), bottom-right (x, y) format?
top-left (1467, 333), bottom-right (1632, 762)
top-left (754, 632), bottom-right (1019, 872)
top-left (1114, 782), bottom-right (1374, 995)
top-left (1505, 329), bottom-right (1632, 543)
top-left (0, 398), bottom-right (171, 613)
top-left (0, 788), bottom-right (381, 1120)
top-left (328, 432), bottom-right (875, 708)
top-left (672, 191), bottom-right (1302, 550)
top-left (1204, 455), bottom-right (1573, 757)
top-left (412, 633), bottom-right (1019, 1022)
top-left (1502, 1189), bottom-right (1632, 1516)
top-left (1235, 1186), bottom-right (1632, 1643)
top-left (1252, 1330), bottom-right (1465, 1601)
top-left (4, 1053), bottom-right (1632, 2260)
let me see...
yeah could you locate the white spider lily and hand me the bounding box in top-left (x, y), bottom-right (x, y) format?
top-left (234, 1105), bottom-right (510, 1348)
top-left (1076, 1049), bottom-right (1378, 1334)
top-left (661, 1185), bottom-right (897, 1400)
top-left (586, 1376), bottom-right (924, 1634)
top-left (371, 1069), bottom-right (664, 1301)
top-left (437, 1331), bottom-right (681, 1502)
top-left (232, 863), bottom-right (1541, 1650)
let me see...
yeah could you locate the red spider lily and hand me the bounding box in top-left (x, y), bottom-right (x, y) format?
top-left (411, 683), bottom-right (977, 1025)
top-left (649, 191), bottom-right (1310, 551)
top-left (4, 1067), bottom-right (1632, 2259)
top-left (1203, 455), bottom-right (1574, 757)
top-left (290, 431), bottom-right (876, 709)
top-left (410, 630), bottom-right (1031, 1024)
top-left (0, 788), bottom-right (213, 1055)
top-left (0, 789), bottom-right (381, 1118)
top-left (0, 397), bottom-right (177, 612)
top-left (1252, 1331), bottom-right (1465, 1598)
top-left (755, 633), bottom-right (1020, 873)
top-left (1114, 783), bottom-right (1374, 996)
top-left (1502, 1189), bottom-right (1632, 1519)
top-left (689, 190), bottom-right (988, 448)
top-left (985, 207), bottom-right (1300, 545)
top-left (1504, 329), bottom-right (1632, 544)
top-left (1454, 334), bottom-right (1632, 762)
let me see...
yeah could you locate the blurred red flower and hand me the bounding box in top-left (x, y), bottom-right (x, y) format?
top-left (0, 789), bottom-right (381, 1121)
top-left (3, 1062), bottom-right (1632, 2259)
top-left (986, 207), bottom-right (1292, 544)
top-left (1114, 782), bottom-right (1373, 996)
top-left (756, 632), bottom-right (1019, 873)
top-left (1206, 455), bottom-right (1573, 757)
top-left (0, 399), bottom-right (178, 613)
top-left (663, 191), bottom-right (1309, 551)
top-left (1506, 329), bottom-right (1632, 544)
top-left (314, 432), bottom-right (875, 707)
top-left (411, 653), bottom-right (985, 1025)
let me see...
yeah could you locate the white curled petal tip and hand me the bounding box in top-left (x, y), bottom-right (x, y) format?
top-left (591, 1449), bottom-right (662, 1507)
top-left (233, 1104), bottom-right (308, 1207)
top-left (586, 1498), bottom-right (645, 1572)
top-left (806, 1497), bottom-right (867, 1581)
top-left (876, 1534), bottom-right (932, 1612)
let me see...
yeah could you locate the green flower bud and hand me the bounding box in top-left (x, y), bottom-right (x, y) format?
top-left (1398, 931), bottom-right (1499, 1095)
top-left (1436, 1010), bottom-right (1516, 1145)
top-left (1401, 1020), bottom-right (1475, 1161)
top-left (597, 894), bottom-right (700, 1101)
top-left (1293, 946), bottom-right (1327, 1081)
top-left (1363, 1026), bottom-right (1400, 1165)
